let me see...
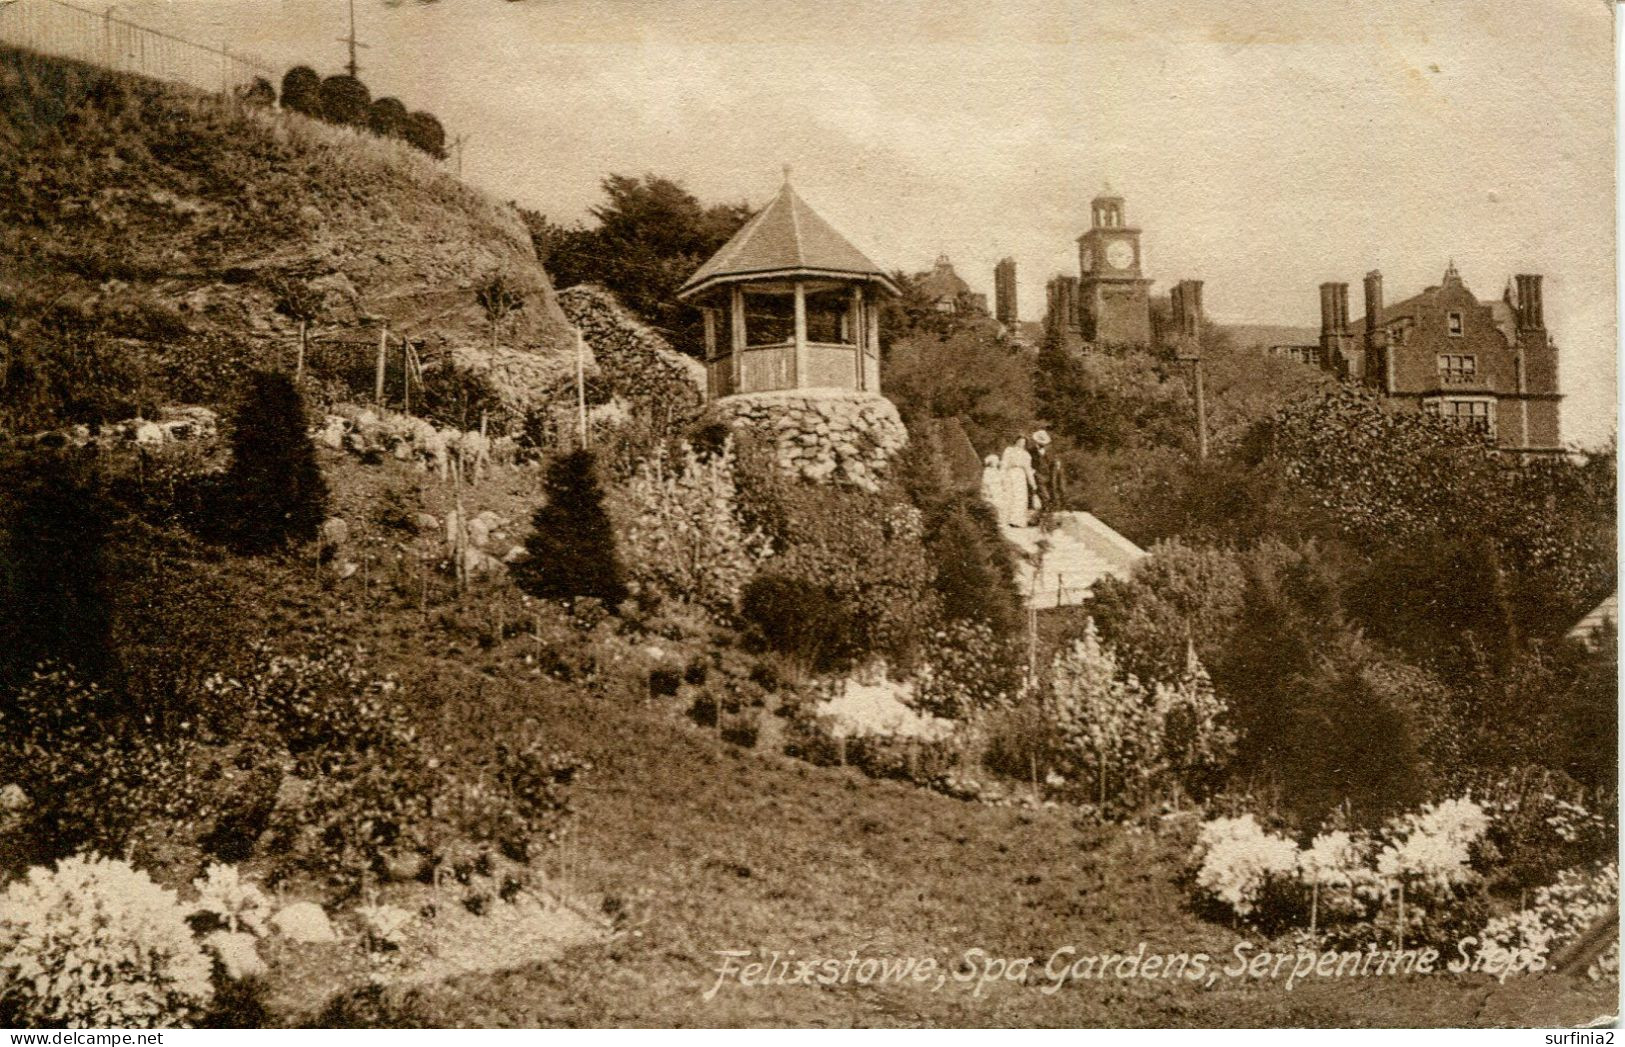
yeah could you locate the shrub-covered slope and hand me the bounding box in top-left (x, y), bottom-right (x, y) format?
top-left (0, 45), bottom-right (577, 432)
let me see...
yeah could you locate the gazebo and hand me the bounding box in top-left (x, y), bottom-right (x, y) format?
top-left (676, 176), bottom-right (899, 399)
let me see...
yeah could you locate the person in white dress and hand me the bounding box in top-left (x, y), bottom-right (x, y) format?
top-left (999, 439), bottom-right (1034, 527)
top-left (979, 453), bottom-right (1005, 522)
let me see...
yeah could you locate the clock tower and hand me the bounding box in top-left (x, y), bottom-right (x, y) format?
top-left (1076, 191), bottom-right (1152, 346)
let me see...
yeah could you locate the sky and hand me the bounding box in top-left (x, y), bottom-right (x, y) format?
top-left (109, 0), bottom-right (1618, 447)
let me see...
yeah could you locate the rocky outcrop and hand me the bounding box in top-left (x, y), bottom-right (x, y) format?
top-left (311, 405), bottom-right (523, 476)
top-left (706, 390), bottom-right (908, 492)
top-left (1, 406), bottom-right (219, 452)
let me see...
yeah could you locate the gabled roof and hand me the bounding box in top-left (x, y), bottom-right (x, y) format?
top-left (677, 181), bottom-right (898, 300)
top-left (1567, 591), bottom-right (1618, 648)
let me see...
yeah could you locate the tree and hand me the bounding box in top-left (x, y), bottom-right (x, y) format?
top-left (225, 371), bottom-right (327, 553)
top-left (279, 66), bottom-right (321, 116)
top-left (515, 450), bottom-right (626, 604)
top-left (367, 96), bottom-right (409, 139)
top-left (318, 75), bottom-right (372, 127)
top-left (536, 174), bottom-right (751, 357)
top-left (475, 272), bottom-right (524, 346)
top-left (403, 111), bottom-right (446, 159)
top-left (883, 324), bottom-right (1035, 454)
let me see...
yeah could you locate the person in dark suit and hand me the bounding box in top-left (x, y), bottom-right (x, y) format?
top-left (1029, 429), bottom-right (1067, 512)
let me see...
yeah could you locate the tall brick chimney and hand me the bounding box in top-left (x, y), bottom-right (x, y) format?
top-left (1363, 271), bottom-right (1384, 343)
top-left (1171, 279), bottom-right (1204, 344)
top-left (1515, 274), bottom-right (1545, 330)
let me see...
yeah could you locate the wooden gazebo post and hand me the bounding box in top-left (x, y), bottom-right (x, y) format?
top-left (730, 285), bottom-right (746, 394)
top-left (792, 281), bottom-right (808, 388)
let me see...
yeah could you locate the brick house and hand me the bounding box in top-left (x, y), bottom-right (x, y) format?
top-left (1287, 262), bottom-right (1562, 453)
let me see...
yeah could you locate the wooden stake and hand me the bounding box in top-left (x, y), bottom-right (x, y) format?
top-left (1396, 879), bottom-right (1405, 952)
top-left (402, 336), bottom-right (411, 415)
top-left (575, 330), bottom-right (588, 449)
top-left (375, 323), bottom-right (388, 406)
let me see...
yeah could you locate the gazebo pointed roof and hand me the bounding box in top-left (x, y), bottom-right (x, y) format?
top-left (677, 180), bottom-right (899, 300)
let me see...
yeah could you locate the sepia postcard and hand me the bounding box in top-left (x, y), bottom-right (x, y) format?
top-left (0, 0), bottom-right (1616, 1035)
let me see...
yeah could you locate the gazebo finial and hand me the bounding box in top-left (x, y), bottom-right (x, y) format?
top-left (782, 163), bottom-right (792, 185)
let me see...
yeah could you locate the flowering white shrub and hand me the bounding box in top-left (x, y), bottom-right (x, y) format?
top-left (1479, 862), bottom-right (1619, 981)
top-left (618, 438), bottom-right (771, 618)
top-left (1193, 796), bottom-right (1509, 944)
top-left (1049, 620), bottom-right (1165, 800)
top-left (192, 863), bottom-right (272, 937)
top-left (1375, 797), bottom-right (1490, 891)
top-left (0, 855), bottom-right (213, 1028)
top-left (1158, 642), bottom-right (1235, 785)
top-left (1192, 815), bottom-right (1300, 917)
top-left (814, 677), bottom-right (956, 743)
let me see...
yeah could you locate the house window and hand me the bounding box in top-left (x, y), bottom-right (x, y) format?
top-left (1425, 397), bottom-right (1494, 435)
top-left (1437, 354), bottom-right (1478, 385)
top-left (1447, 311), bottom-right (1464, 337)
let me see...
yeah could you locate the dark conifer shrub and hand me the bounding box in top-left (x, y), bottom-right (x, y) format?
top-left (368, 96), bottom-right (409, 139)
top-left (279, 66), bottom-right (321, 116)
top-left (225, 371), bottom-right (326, 553)
top-left (930, 501), bottom-right (1020, 635)
top-left (515, 450), bottom-right (626, 604)
top-left (0, 451), bottom-right (115, 688)
top-left (318, 75), bottom-right (371, 128)
top-left (403, 110), bottom-right (447, 159)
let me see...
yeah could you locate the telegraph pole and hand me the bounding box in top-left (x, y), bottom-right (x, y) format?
top-left (1172, 279), bottom-right (1208, 460)
top-left (338, 0), bottom-right (368, 77)
top-left (451, 134), bottom-right (467, 177)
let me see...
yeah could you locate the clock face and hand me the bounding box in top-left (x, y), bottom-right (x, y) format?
top-left (1106, 240), bottom-right (1134, 270)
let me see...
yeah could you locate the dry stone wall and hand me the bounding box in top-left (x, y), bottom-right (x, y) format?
top-left (706, 390), bottom-right (908, 492)
top-left (556, 285), bottom-right (706, 426)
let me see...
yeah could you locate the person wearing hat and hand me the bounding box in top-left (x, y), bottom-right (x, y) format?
top-left (979, 453), bottom-right (1007, 524)
top-left (1029, 429), bottom-right (1067, 514)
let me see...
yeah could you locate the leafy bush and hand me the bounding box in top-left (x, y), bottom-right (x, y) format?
top-left (452, 730), bottom-right (588, 862)
top-left (209, 643), bottom-right (436, 890)
top-left (616, 437), bottom-right (769, 619)
top-left (515, 449), bottom-right (627, 605)
top-left (0, 855), bottom-right (214, 1028)
top-left (743, 479), bottom-right (934, 670)
top-left (224, 370), bottom-right (327, 553)
top-left (738, 572), bottom-right (852, 676)
top-left (0, 668), bottom-right (213, 867)
top-left (1088, 539), bottom-right (1248, 685)
top-left (912, 618), bottom-right (1024, 720)
top-left (1048, 620), bottom-right (1164, 806)
top-left (368, 96), bottom-right (409, 139)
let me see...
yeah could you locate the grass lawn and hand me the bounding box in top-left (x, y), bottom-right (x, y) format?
top-left (303, 599), bottom-right (1616, 1026)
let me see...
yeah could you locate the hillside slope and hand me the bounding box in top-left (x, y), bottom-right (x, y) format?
top-left (0, 45), bottom-right (577, 431)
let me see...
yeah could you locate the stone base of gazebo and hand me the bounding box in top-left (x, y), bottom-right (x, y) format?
top-left (706, 389), bottom-right (907, 492)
